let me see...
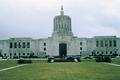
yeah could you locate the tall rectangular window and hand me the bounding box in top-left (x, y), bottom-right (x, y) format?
top-left (80, 42), bottom-right (82, 45)
top-left (10, 43), bottom-right (12, 48)
top-left (109, 40), bottom-right (112, 47)
top-left (105, 40), bottom-right (108, 47)
top-left (101, 41), bottom-right (103, 47)
top-left (27, 42), bottom-right (30, 48)
top-left (44, 43), bottom-right (46, 46)
top-left (80, 47), bottom-right (82, 50)
top-left (44, 48), bottom-right (46, 51)
top-left (96, 41), bottom-right (99, 47)
top-left (14, 42), bottom-right (17, 48)
top-left (23, 42), bottom-right (25, 48)
top-left (18, 42), bottom-right (21, 48)
top-left (113, 40), bottom-right (116, 47)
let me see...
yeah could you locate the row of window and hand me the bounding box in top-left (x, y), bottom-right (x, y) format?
top-left (92, 51), bottom-right (117, 55)
top-left (10, 53), bottom-right (33, 56)
top-left (10, 42), bottom-right (30, 48)
top-left (96, 40), bottom-right (116, 47)
top-left (10, 42), bottom-right (46, 49)
top-left (3, 52), bottom-right (47, 57)
top-left (3, 53), bottom-right (33, 56)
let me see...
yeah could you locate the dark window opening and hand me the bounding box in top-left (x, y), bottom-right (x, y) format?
top-left (23, 53), bottom-right (25, 55)
top-left (10, 43), bottom-right (12, 48)
top-left (32, 53), bottom-right (35, 55)
top-left (80, 42), bottom-right (82, 45)
top-left (44, 43), bottom-right (46, 46)
top-left (97, 52), bottom-right (99, 54)
top-left (27, 53), bottom-right (29, 55)
top-left (96, 41), bottom-right (99, 47)
top-left (10, 53), bottom-right (12, 56)
top-left (101, 41), bottom-right (103, 47)
top-left (44, 48), bottom-right (46, 51)
top-left (80, 47), bottom-right (82, 50)
top-left (113, 40), bottom-right (116, 47)
top-left (80, 52), bottom-right (82, 55)
top-left (19, 53), bottom-right (21, 56)
top-left (23, 42), bottom-right (25, 48)
top-left (14, 53), bottom-right (16, 56)
top-left (44, 52), bottom-right (46, 55)
top-left (27, 42), bottom-right (30, 48)
top-left (14, 42), bottom-right (17, 48)
top-left (18, 42), bottom-right (21, 48)
top-left (109, 40), bottom-right (112, 47)
top-left (4, 53), bottom-right (6, 56)
top-left (110, 51), bottom-right (112, 54)
top-left (105, 40), bottom-right (108, 47)
top-left (101, 51), bottom-right (103, 54)
top-left (106, 51), bottom-right (108, 54)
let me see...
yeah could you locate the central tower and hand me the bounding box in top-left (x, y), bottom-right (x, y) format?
top-left (52, 6), bottom-right (73, 36)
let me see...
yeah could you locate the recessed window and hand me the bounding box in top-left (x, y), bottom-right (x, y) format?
top-left (80, 42), bottom-right (82, 45)
top-left (44, 52), bottom-right (46, 55)
top-left (27, 42), bottom-right (30, 48)
top-left (109, 40), bottom-right (112, 47)
top-left (110, 51), bottom-right (112, 54)
top-left (80, 52), bottom-right (82, 54)
top-left (27, 53), bottom-right (29, 55)
top-left (97, 52), bottom-right (99, 54)
top-left (32, 53), bottom-right (35, 55)
top-left (10, 43), bottom-right (12, 48)
top-left (80, 47), bottom-right (82, 50)
top-left (4, 53), bottom-right (6, 56)
top-left (106, 51), bottom-right (108, 54)
top-left (19, 53), bottom-right (21, 56)
top-left (44, 43), bottom-right (46, 46)
top-left (23, 53), bottom-right (25, 55)
top-left (113, 40), bottom-right (116, 47)
top-left (92, 52), bottom-right (95, 55)
top-left (96, 41), bottom-right (99, 47)
top-left (18, 42), bottom-right (21, 48)
top-left (23, 42), bottom-right (25, 48)
top-left (105, 40), bottom-right (108, 47)
top-left (101, 41), bottom-right (103, 47)
top-left (44, 48), bottom-right (46, 51)
top-left (10, 53), bottom-right (12, 56)
top-left (14, 53), bottom-right (16, 56)
top-left (14, 42), bottom-right (17, 48)
top-left (101, 51), bottom-right (103, 54)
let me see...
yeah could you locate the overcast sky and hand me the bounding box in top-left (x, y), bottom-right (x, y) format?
top-left (0, 0), bottom-right (120, 39)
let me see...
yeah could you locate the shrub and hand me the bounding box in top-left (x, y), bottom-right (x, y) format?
top-left (17, 59), bottom-right (32, 64)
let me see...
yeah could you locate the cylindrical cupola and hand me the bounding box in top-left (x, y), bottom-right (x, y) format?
top-left (53, 6), bottom-right (73, 36)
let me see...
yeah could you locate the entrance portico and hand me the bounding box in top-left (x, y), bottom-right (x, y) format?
top-left (59, 43), bottom-right (67, 57)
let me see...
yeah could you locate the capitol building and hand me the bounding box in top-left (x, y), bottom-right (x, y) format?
top-left (0, 6), bottom-right (120, 59)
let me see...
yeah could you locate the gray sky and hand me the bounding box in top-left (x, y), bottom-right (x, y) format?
top-left (0, 0), bottom-right (120, 39)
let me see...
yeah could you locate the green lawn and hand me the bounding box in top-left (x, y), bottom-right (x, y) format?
top-left (0, 60), bottom-right (17, 69)
top-left (112, 58), bottom-right (120, 64)
top-left (0, 60), bottom-right (120, 80)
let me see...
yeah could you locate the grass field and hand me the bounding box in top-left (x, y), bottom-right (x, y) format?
top-left (0, 60), bottom-right (17, 69)
top-left (0, 59), bottom-right (120, 80)
top-left (112, 58), bottom-right (120, 64)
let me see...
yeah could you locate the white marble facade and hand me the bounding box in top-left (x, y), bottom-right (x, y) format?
top-left (0, 7), bottom-right (119, 59)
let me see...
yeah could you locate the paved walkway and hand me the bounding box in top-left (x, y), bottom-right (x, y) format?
top-left (104, 63), bottom-right (120, 67)
top-left (0, 64), bottom-right (27, 72)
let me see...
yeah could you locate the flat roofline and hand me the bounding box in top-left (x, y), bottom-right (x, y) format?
top-left (94, 36), bottom-right (116, 38)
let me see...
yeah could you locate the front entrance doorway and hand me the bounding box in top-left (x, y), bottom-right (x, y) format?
top-left (59, 43), bottom-right (67, 57)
